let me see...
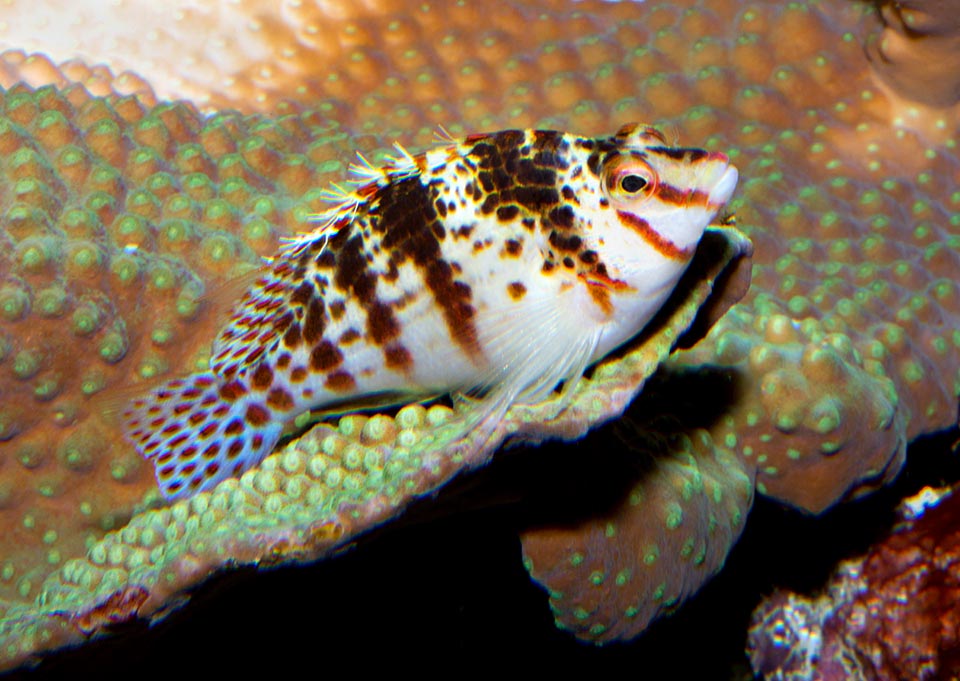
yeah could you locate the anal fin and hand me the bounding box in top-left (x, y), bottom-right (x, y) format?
top-left (121, 371), bottom-right (284, 499)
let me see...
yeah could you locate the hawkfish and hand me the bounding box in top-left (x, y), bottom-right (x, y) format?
top-left (121, 123), bottom-right (739, 500)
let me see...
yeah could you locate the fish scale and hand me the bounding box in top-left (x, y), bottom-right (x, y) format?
top-left (122, 122), bottom-right (739, 499)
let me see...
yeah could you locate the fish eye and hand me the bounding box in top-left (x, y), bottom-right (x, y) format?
top-left (602, 154), bottom-right (657, 201)
top-left (620, 174), bottom-right (647, 193)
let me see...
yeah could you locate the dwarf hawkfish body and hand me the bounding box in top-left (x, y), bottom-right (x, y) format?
top-left (121, 123), bottom-right (739, 499)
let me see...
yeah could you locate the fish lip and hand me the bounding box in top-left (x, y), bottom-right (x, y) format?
top-left (708, 165), bottom-right (739, 206)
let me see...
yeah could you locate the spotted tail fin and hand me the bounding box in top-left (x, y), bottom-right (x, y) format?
top-left (121, 371), bottom-right (284, 499)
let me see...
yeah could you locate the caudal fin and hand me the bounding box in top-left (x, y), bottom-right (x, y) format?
top-left (121, 371), bottom-right (284, 499)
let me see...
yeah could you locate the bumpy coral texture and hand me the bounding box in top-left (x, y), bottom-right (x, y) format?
top-left (0, 82), bottom-right (344, 614)
top-left (0, 0), bottom-right (959, 668)
top-left (0, 161), bottom-right (749, 666)
top-left (749, 486), bottom-right (960, 681)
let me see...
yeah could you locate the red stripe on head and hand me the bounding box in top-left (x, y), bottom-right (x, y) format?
top-left (616, 210), bottom-right (693, 261)
top-left (654, 183), bottom-right (709, 208)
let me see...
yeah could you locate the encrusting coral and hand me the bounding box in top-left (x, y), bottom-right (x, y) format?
top-left (749, 485), bottom-right (960, 680)
top-left (867, 0), bottom-right (960, 111)
top-left (0, 0), bottom-right (959, 669)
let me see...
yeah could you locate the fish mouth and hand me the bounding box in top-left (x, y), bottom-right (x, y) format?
top-left (708, 164), bottom-right (739, 207)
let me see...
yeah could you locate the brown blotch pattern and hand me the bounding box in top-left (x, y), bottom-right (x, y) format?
top-left (508, 281), bottom-right (527, 300)
top-left (339, 328), bottom-right (361, 345)
top-left (385, 344), bottom-right (413, 371)
top-left (245, 403), bottom-right (270, 426)
top-left (503, 239), bottom-right (523, 257)
top-left (310, 340), bottom-right (343, 371)
top-left (251, 363), bottom-right (274, 390)
top-left (328, 300), bottom-right (345, 320)
top-left (374, 174), bottom-right (480, 356)
top-left (219, 380), bottom-right (246, 402)
top-left (302, 297), bottom-right (326, 345)
top-left (266, 387), bottom-right (295, 410)
top-left (282, 322), bottom-right (302, 349)
top-left (325, 370), bottom-right (357, 393)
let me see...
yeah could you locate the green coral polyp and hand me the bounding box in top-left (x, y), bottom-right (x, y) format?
top-left (0, 286), bottom-right (30, 322)
top-left (98, 331), bottom-right (128, 364)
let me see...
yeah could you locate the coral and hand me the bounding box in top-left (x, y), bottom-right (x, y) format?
top-left (521, 426), bottom-right (754, 643)
top-left (748, 486), bottom-right (960, 680)
top-left (0, 0), bottom-right (958, 668)
top-left (0, 222), bottom-right (751, 668)
top-left (0, 82), bottom-right (347, 611)
top-left (867, 0), bottom-right (960, 111)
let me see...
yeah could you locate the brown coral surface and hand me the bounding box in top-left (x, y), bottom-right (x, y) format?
top-left (0, 0), bottom-right (959, 672)
top-left (749, 485), bottom-right (960, 681)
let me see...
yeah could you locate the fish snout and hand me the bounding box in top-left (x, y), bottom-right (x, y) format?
top-left (701, 155), bottom-right (739, 207)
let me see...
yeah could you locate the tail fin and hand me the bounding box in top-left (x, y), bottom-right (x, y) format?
top-left (121, 371), bottom-right (284, 499)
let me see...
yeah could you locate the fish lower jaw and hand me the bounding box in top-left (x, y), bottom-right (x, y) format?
top-left (592, 289), bottom-right (676, 359)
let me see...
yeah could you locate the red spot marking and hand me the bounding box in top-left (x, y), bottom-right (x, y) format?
top-left (225, 419), bottom-right (244, 436)
top-left (616, 210), bottom-right (692, 261)
top-left (266, 388), bottom-right (294, 411)
top-left (245, 403), bottom-right (270, 426)
top-left (464, 132), bottom-right (488, 143)
top-left (384, 344), bottom-right (412, 371)
top-left (149, 417), bottom-right (165, 428)
top-left (205, 462), bottom-right (220, 477)
top-left (173, 403), bottom-right (191, 415)
top-left (232, 462), bottom-right (243, 476)
top-left (201, 394), bottom-right (218, 407)
top-left (302, 389), bottom-right (314, 398)
top-left (202, 442), bottom-right (220, 458)
top-left (213, 405), bottom-right (229, 418)
top-left (219, 380), bottom-right (247, 401)
top-left (252, 363), bottom-right (274, 390)
top-left (252, 434), bottom-right (264, 450)
top-left (290, 367), bottom-right (308, 383)
top-left (189, 412), bottom-right (207, 426)
top-left (144, 441), bottom-right (161, 455)
top-left (325, 370), bottom-right (356, 393)
top-left (168, 433), bottom-right (189, 449)
top-left (160, 422), bottom-right (182, 436)
top-left (227, 440), bottom-right (244, 459)
top-left (181, 445), bottom-right (198, 460)
top-left (156, 391), bottom-right (172, 401)
top-left (167, 481), bottom-right (183, 493)
top-left (147, 406), bottom-right (161, 416)
top-left (245, 346), bottom-right (267, 365)
top-left (156, 452), bottom-right (173, 465)
top-left (181, 463), bottom-right (197, 476)
top-left (339, 328), bottom-right (361, 345)
top-left (310, 340), bottom-right (342, 371)
top-left (182, 388), bottom-right (202, 399)
top-left (189, 477), bottom-right (202, 489)
top-left (195, 375), bottom-right (214, 387)
top-left (199, 423), bottom-right (218, 438)
top-left (129, 429), bottom-right (143, 439)
top-left (159, 465), bottom-right (175, 479)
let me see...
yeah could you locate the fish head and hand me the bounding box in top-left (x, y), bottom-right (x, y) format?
top-left (577, 122), bottom-right (739, 294)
